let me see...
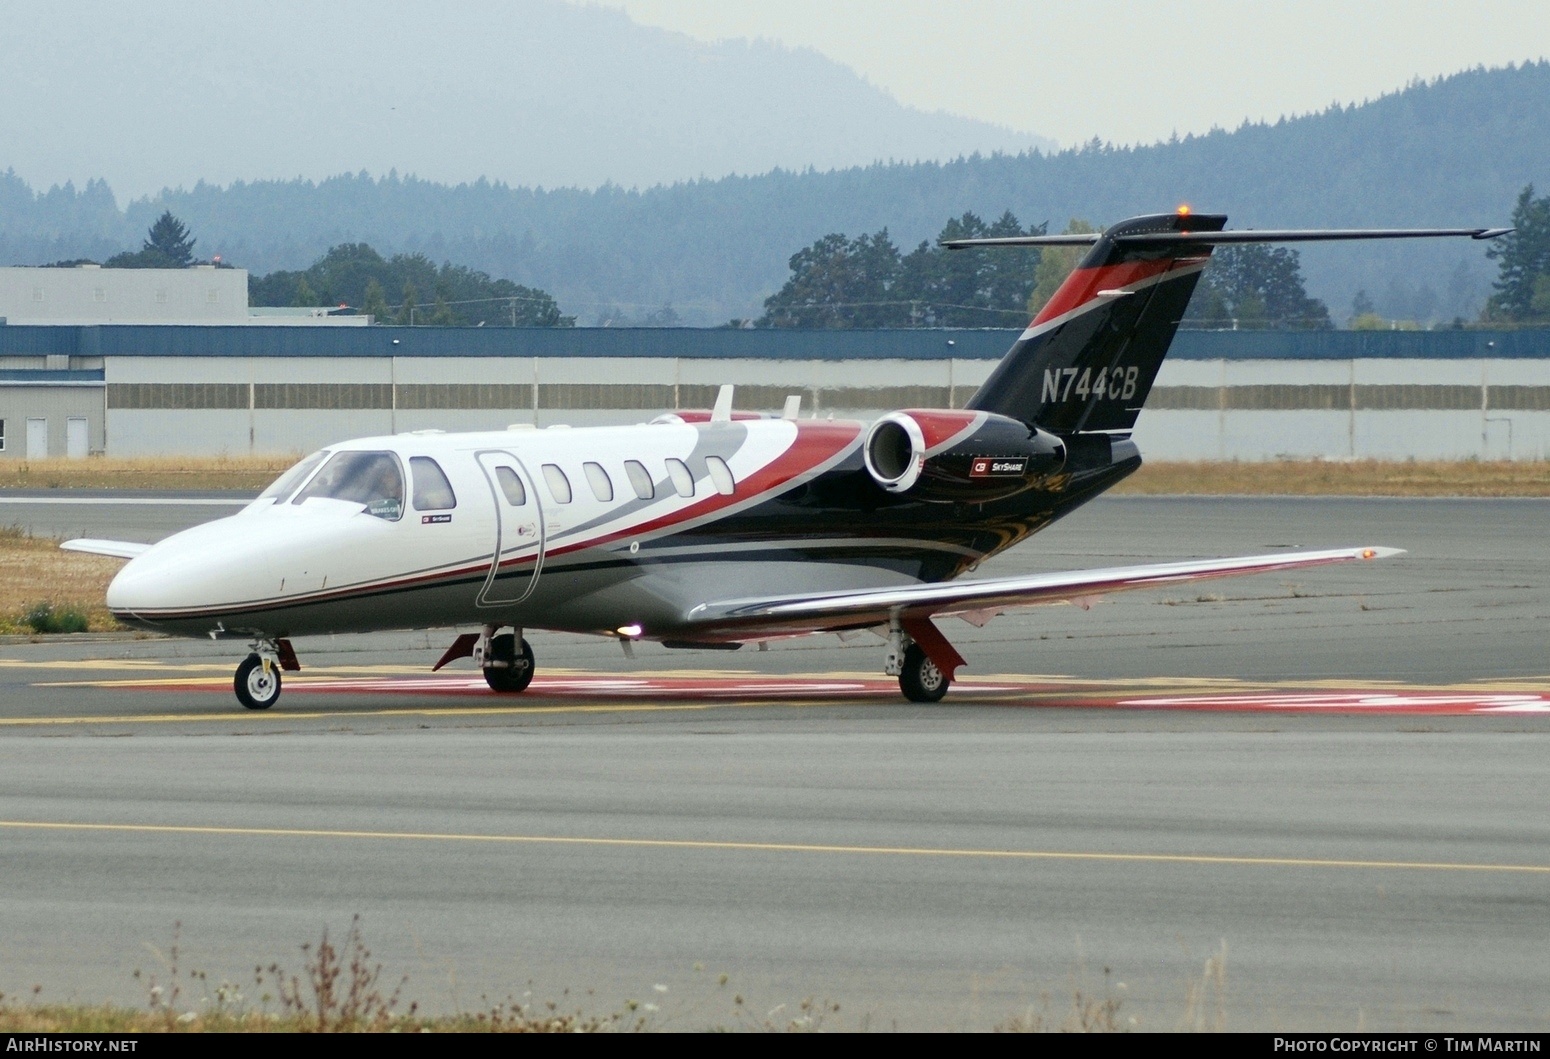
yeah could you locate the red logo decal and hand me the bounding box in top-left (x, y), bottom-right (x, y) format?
top-left (969, 457), bottom-right (1027, 478)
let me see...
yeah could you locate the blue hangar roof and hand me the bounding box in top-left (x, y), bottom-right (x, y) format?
top-left (0, 325), bottom-right (1545, 361)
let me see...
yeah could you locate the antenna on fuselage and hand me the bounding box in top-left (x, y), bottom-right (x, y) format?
top-left (782, 395), bottom-right (802, 420)
top-left (711, 384), bottom-right (734, 422)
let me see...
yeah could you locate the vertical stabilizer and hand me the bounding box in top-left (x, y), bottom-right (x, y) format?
top-left (966, 212), bottom-right (1226, 433)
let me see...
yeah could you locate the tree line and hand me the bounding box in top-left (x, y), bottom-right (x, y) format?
top-left (248, 242), bottom-right (573, 327)
top-left (29, 179), bottom-right (1550, 332)
top-left (759, 213), bottom-right (1334, 330)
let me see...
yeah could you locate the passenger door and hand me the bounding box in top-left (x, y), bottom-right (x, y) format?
top-left (474, 450), bottom-right (545, 606)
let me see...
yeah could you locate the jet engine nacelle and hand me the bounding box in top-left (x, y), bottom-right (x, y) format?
top-left (862, 409), bottom-right (1066, 503)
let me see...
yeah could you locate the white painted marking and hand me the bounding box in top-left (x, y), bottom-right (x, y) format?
top-left (1122, 692), bottom-right (1550, 711)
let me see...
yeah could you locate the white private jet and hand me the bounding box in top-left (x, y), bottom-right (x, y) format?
top-left (64, 212), bottom-right (1507, 709)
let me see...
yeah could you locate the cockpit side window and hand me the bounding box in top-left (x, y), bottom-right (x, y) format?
top-left (291, 451), bottom-right (404, 520)
top-left (411, 456), bottom-right (458, 511)
top-left (258, 450), bottom-right (329, 504)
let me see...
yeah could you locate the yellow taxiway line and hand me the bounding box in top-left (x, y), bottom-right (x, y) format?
top-left (1, 818), bottom-right (1545, 875)
top-left (0, 701), bottom-right (758, 726)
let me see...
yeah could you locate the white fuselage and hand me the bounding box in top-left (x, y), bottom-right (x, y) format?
top-left (106, 415), bottom-right (886, 640)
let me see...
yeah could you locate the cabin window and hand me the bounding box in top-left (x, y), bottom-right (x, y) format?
top-left (410, 456), bottom-right (457, 511)
top-left (542, 463), bottom-right (573, 503)
top-left (665, 457), bottom-right (695, 498)
top-left (259, 450), bottom-right (328, 504)
top-left (583, 462), bottom-right (614, 502)
top-left (494, 466), bottom-right (527, 506)
top-left (624, 460), bottom-right (654, 500)
top-left (292, 450), bottom-right (404, 520)
top-left (704, 456), bottom-right (736, 496)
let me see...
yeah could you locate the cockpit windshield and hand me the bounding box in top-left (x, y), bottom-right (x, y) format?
top-left (290, 451), bottom-right (405, 520)
top-left (257, 450), bottom-right (329, 504)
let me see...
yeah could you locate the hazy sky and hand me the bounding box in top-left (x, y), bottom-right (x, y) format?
top-left (607, 0), bottom-right (1550, 147)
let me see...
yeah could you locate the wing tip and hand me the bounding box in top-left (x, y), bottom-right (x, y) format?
top-left (60, 538), bottom-right (149, 560)
top-left (1360, 546), bottom-right (1405, 560)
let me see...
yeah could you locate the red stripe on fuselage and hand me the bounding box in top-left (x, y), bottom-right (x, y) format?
top-left (118, 421), bottom-right (866, 623)
top-left (891, 409), bottom-right (985, 454)
top-left (1032, 258), bottom-right (1202, 326)
top-left (542, 419), bottom-right (863, 561)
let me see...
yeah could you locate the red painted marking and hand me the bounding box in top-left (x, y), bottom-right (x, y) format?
top-left (1033, 259), bottom-right (1200, 325)
top-left (892, 409), bottom-right (983, 452)
top-left (667, 411), bottom-right (766, 423)
top-left (544, 419), bottom-right (863, 559)
top-left (900, 615), bottom-right (966, 682)
top-left (432, 632), bottom-right (478, 672)
top-left (97, 672), bottom-right (1550, 715)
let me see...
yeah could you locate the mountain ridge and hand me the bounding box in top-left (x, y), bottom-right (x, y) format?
top-left (2, 62), bottom-right (1545, 324)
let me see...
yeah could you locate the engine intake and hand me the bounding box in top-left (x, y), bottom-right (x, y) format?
top-left (863, 410), bottom-right (1065, 503)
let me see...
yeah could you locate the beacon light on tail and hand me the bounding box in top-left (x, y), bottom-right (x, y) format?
top-left (65, 213), bottom-right (1508, 710)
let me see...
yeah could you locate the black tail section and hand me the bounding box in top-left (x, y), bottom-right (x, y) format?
top-left (950, 214), bottom-right (1508, 436)
top-left (965, 211), bottom-right (1226, 434)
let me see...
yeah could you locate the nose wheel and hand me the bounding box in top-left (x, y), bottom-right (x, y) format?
top-left (235, 653), bottom-right (283, 710)
top-left (483, 632), bottom-right (535, 693)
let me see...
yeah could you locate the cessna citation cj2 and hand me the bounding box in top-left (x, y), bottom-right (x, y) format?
top-left (64, 211), bottom-right (1508, 710)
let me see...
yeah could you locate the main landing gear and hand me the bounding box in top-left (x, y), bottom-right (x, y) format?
top-left (432, 625), bottom-right (535, 693)
top-left (482, 630), bottom-right (535, 693)
top-left (234, 638), bottom-right (299, 710)
top-left (884, 618), bottom-right (965, 703)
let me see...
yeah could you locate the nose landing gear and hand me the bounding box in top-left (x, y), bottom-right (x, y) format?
top-left (233, 639), bottom-right (297, 710)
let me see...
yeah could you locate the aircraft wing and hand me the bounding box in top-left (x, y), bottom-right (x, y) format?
top-left (684, 546), bottom-right (1402, 639)
top-left (60, 539), bottom-right (151, 560)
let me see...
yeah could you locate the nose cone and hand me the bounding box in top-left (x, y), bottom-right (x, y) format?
top-left (107, 515), bottom-right (277, 624)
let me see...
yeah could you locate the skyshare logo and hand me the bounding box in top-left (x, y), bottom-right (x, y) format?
top-left (969, 457), bottom-right (1028, 478)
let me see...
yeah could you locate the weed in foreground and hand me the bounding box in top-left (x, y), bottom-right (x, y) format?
top-left (995, 963), bottom-right (1130, 1033)
top-left (1178, 941), bottom-right (1228, 1033)
top-left (23, 600), bottom-right (90, 634)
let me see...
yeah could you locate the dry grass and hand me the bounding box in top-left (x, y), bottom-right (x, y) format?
top-left (1115, 458), bottom-right (1550, 497)
top-left (0, 527), bottom-right (123, 633)
top-left (0, 455), bottom-right (295, 492)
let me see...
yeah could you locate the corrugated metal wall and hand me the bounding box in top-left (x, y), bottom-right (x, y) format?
top-left (4, 325), bottom-right (1550, 460)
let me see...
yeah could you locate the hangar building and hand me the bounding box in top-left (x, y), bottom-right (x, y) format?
top-left (1, 325), bottom-right (1548, 462)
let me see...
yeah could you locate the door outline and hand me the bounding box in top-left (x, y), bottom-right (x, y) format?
top-left (475, 449), bottom-right (545, 607)
top-left (25, 418), bottom-right (47, 460)
top-left (66, 417), bottom-right (88, 460)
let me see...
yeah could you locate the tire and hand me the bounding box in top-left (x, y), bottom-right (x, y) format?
top-left (898, 643), bottom-right (950, 703)
top-left (483, 633), bottom-right (535, 693)
top-left (234, 653), bottom-right (282, 710)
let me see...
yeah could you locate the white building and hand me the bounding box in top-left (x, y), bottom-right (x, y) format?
top-left (0, 265), bottom-right (249, 325)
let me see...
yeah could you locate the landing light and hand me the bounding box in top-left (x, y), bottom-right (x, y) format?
top-left (1361, 549), bottom-right (1377, 559)
top-left (617, 624), bottom-right (643, 638)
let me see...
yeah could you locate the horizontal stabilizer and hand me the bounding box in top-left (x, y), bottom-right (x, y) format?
top-left (684, 547), bottom-right (1402, 639)
top-left (60, 539), bottom-right (150, 560)
top-left (942, 227), bottom-right (1511, 249)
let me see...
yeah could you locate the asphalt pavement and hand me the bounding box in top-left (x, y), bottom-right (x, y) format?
top-left (0, 493), bottom-right (1546, 1030)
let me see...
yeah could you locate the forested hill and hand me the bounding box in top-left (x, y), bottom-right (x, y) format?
top-left (2, 62), bottom-right (1546, 325)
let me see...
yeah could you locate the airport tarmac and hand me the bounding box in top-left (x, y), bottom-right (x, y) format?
top-left (0, 493), bottom-right (1547, 1030)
